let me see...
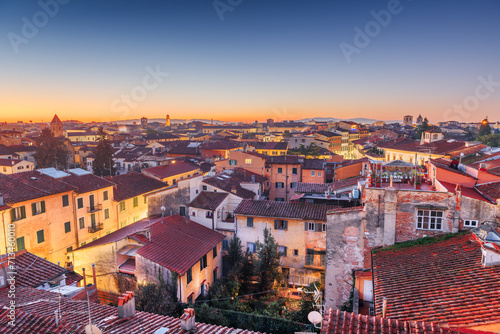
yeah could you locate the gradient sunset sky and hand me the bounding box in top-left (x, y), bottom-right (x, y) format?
top-left (1, 0), bottom-right (499, 123)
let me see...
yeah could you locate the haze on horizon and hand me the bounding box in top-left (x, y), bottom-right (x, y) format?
top-left (0, 0), bottom-right (499, 124)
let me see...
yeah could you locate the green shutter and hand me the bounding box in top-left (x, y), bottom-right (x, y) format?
top-left (274, 220), bottom-right (278, 230)
top-left (20, 206), bottom-right (26, 219)
top-left (41, 201), bottom-right (45, 213)
top-left (31, 203), bottom-right (36, 216)
top-left (284, 221), bottom-right (288, 230)
top-left (10, 209), bottom-right (15, 222)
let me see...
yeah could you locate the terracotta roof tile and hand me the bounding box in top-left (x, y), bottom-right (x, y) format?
top-left (189, 191), bottom-right (228, 210)
top-left (136, 215), bottom-right (225, 275)
top-left (60, 173), bottom-right (115, 194)
top-left (439, 180), bottom-right (494, 203)
top-left (476, 182), bottom-right (500, 202)
top-left (372, 233), bottom-right (500, 327)
top-left (234, 200), bottom-right (335, 221)
top-left (106, 172), bottom-right (167, 201)
top-left (142, 162), bottom-right (200, 180)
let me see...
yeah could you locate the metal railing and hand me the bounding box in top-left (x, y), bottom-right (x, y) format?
top-left (288, 275), bottom-right (320, 287)
top-left (87, 204), bottom-right (102, 213)
top-left (88, 223), bottom-right (104, 233)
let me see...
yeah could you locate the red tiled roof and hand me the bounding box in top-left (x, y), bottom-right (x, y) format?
top-left (475, 182), bottom-right (500, 202)
top-left (136, 215), bottom-right (225, 275)
top-left (373, 233), bottom-right (500, 327)
top-left (429, 159), bottom-right (477, 179)
top-left (439, 180), bottom-right (494, 203)
top-left (200, 140), bottom-right (243, 150)
top-left (234, 200), bottom-right (336, 221)
top-left (51, 114), bottom-right (62, 124)
top-left (320, 309), bottom-right (486, 334)
top-left (0, 171), bottom-right (75, 204)
top-left (295, 182), bottom-right (329, 194)
top-left (202, 168), bottom-right (265, 199)
top-left (106, 172), bottom-right (167, 201)
top-left (0, 158), bottom-right (23, 167)
top-left (330, 176), bottom-right (364, 190)
top-left (142, 162), bottom-right (200, 180)
top-left (378, 138), bottom-right (481, 156)
top-left (60, 173), bottom-right (115, 194)
top-left (249, 141), bottom-right (288, 150)
top-left (0, 287), bottom-right (261, 334)
top-left (302, 159), bottom-right (325, 170)
top-left (265, 155), bottom-right (301, 165)
top-left (189, 191), bottom-right (228, 210)
top-left (118, 257), bottom-right (136, 275)
top-left (338, 157), bottom-right (369, 167)
top-left (0, 250), bottom-right (82, 288)
top-left (75, 216), bottom-right (164, 250)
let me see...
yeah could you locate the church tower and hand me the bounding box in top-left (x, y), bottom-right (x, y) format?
top-left (166, 114), bottom-right (171, 127)
top-left (50, 114), bottom-right (63, 137)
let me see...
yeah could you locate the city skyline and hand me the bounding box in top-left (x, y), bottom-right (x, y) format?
top-left (1, 0), bottom-right (499, 123)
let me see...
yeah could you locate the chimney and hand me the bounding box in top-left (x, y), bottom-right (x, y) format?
top-left (82, 268), bottom-right (87, 287)
top-left (0, 193), bottom-right (4, 207)
top-left (180, 308), bottom-right (196, 331)
top-left (231, 186), bottom-right (237, 194)
top-left (118, 291), bottom-right (136, 318)
top-left (92, 263), bottom-right (97, 288)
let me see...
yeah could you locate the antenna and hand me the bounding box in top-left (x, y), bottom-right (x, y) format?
top-left (307, 311), bottom-right (323, 329)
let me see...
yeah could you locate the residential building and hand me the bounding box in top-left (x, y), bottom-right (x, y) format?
top-left (0, 158), bottom-right (34, 174)
top-left (248, 141), bottom-right (288, 156)
top-left (106, 172), bottom-right (167, 228)
top-left (142, 161), bottom-right (201, 185)
top-left (234, 200), bottom-right (336, 287)
top-left (301, 159), bottom-right (326, 183)
top-left (200, 140), bottom-right (244, 160)
top-left (333, 157), bottom-right (369, 181)
top-left (265, 155), bottom-right (302, 201)
top-left (214, 150), bottom-right (267, 175)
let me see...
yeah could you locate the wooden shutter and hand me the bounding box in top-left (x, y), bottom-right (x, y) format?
top-left (274, 220), bottom-right (278, 230)
top-left (284, 221), bottom-right (288, 230)
top-left (305, 222), bottom-right (308, 231)
top-left (10, 209), bottom-right (15, 222)
top-left (32, 203), bottom-right (36, 216)
top-left (20, 206), bottom-right (26, 219)
top-left (315, 223), bottom-right (322, 232)
top-left (41, 201), bottom-right (45, 213)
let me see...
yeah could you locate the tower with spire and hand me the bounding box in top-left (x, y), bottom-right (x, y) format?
top-left (166, 114), bottom-right (171, 127)
top-left (50, 114), bottom-right (63, 137)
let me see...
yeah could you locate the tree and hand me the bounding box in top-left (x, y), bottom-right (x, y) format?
top-left (414, 118), bottom-right (432, 140)
top-left (282, 130), bottom-right (291, 138)
top-left (93, 127), bottom-right (115, 176)
top-left (478, 119), bottom-right (492, 137)
top-left (135, 281), bottom-right (182, 316)
top-left (34, 128), bottom-right (69, 169)
top-left (477, 133), bottom-right (500, 147)
top-left (254, 227), bottom-right (282, 292)
top-left (227, 235), bottom-right (244, 270)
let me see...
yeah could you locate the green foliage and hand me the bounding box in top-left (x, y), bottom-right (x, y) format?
top-left (372, 231), bottom-right (468, 254)
top-left (477, 133), bottom-right (500, 147)
top-left (290, 282), bottom-right (320, 323)
top-left (282, 130), bottom-right (292, 138)
top-left (340, 273), bottom-right (355, 312)
top-left (135, 280), bottom-right (185, 317)
top-left (34, 128), bottom-right (69, 169)
top-left (290, 143), bottom-right (322, 158)
top-left (414, 118), bottom-right (431, 140)
top-left (478, 121), bottom-right (492, 137)
top-left (255, 228), bottom-right (282, 292)
top-left (93, 127), bottom-right (115, 177)
top-left (194, 305), bottom-right (311, 334)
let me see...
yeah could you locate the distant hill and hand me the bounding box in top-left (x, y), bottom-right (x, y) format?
top-left (299, 117), bottom-right (402, 124)
top-left (112, 118), bottom-right (225, 125)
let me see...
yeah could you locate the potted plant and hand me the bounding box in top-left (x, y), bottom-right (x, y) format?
top-left (381, 172), bottom-right (388, 182)
top-left (415, 180), bottom-right (421, 190)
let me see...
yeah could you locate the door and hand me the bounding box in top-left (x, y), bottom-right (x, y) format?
top-left (363, 280), bottom-right (373, 302)
top-left (89, 194), bottom-right (95, 211)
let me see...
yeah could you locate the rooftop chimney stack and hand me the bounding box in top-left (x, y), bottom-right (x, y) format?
top-left (180, 308), bottom-right (196, 331)
top-left (0, 193), bottom-right (4, 207)
top-left (118, 291), bottom-right (136, 318)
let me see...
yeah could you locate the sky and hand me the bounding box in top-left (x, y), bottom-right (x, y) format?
top-left (0, 0), bottom-right (499, 124)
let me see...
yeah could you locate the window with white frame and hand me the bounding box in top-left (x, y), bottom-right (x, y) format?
top-left (311, 170), bottom-right (316, 177)
top-left (464, 220), bottom-right (478, 227)
top-left (278, 246), bottom-right (287, 257)
top-left (416, 210), bottom-right (443, 230)
top-left (247, 242), bottom-right (256, 253)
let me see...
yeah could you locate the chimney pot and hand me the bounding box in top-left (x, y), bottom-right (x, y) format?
top-left (180, 308), bottom-right (196, 331)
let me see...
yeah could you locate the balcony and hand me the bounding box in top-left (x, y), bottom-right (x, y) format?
top-left (88, 223), bottom-right (104, 233)
top-left (288, 275), bottom-right (319, 287)
top-left (87, 204), bottom-right (102, 213)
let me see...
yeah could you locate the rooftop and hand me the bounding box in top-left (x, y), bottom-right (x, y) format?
top-left (189, 191), bottom-right (229, 210)
top-left (234, 199), bottom-right (336, 221)
top-left (106, 172), bottom-right (168, 201)
top-left (142, 161), bottom-right (200, 180)
top-left (60, 172), bottom-right (116, 194)
top-left (373, 232), bottom-right (500, 327)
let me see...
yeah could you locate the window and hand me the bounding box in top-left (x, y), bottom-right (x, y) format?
top-left (120, 220), bottom-right (126, 228)
top-left (81, 241), bottom-right (86, 247)
top-left (144, 196), bottom-right (147, 204)
top-left (200, 254), bottom-right (208, 271)
top-left (103, 191), bottom-right (108, 201)
top-left (306, 249), bottom-right (314, 265)
top-left (275, 198), bottom-right (285, 202)
top-left (318, 172), bottom-right (322, 177)
top-left (91, 213), bottom-right (96, 226)
top-left (187, 268), bottom-right (192, 284)
top-left (16, 237), bottom-right (25, 251)
top-left (37, 230), bottom-right (45, 244)
top-left (292, 168), bottom-right (298, 175)
top-left (213, 268), bottom-right (218, 282)
top-left (77, 198), bottom-right (84, 209)
top-left (311, 170), bottom-right (316, 177)
top-left (10, 206), bottom-right (26, 221)
top-left (79, 217), bottom-right (85, 229)
top-left (275, 182), bottom-right (284, 188)
top-left (464, 220), bottom-right (478, 227)
top-left (133, 216), bottom-right (139, 223)
top-left (247, 217), bottom-right (254, 228)
top-left (274, 220), bottom-right (288, 230)
top-left (222, 239), bottom-right (229, 250)
top-left (187, 295), bottom-right (193, 305)
top-left (104, 208), bottom-right (110, 220)
top-left (64, 221), bottom-right (71, 233)
top-left (62, 195), bottom-right (69, 207)
top-left (180, 206), bottom-right (186, 216)
top-left (290, 182), bottom-right (297, 189)
top-left (133, 197), bottom-right (139, 207)
top-left (247, 242), bottom-right (256, 253)
top-left (417, 210), bottom-right (443, 230)
top-left (119, 201), bottom-right (125, 212)
top-left (229, 160), bottom-right (237, 166)
top-left (213, 246), bottom-right (217, 258)
top-left (278, 246), bottom-right (287, 257)
top-left (293, 249), bottom-right (299, 256)
top-left (66, 247), bottom-right (73, 253)
top-left (305, 222), bottom-right (325, 232)
top-left (277, 167), bottom-right (283, 173)
top-left (245, 159), bottom-right (252, 164)
top-left (307, 222), bottom-right (315, 231)
top-left (31, 201), bottom-right (46, 216)
top-left (203, 185), bottom-right (207, 191)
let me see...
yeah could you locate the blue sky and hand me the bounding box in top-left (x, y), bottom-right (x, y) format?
top-left (0, 0), bottom-right (499, 123)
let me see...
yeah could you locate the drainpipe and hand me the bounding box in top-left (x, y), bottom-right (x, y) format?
top-left (71, 191), bottom-right (80, 248)
top-left (212, 210), bottom-right (215, 230)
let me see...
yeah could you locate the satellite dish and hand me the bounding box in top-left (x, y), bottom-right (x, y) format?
top-left (460, 153), bottom-right (464, 157)
top-left (85, 324), bottom-right (102, 334)
top-left (307, 311), bottom-right (323, 325)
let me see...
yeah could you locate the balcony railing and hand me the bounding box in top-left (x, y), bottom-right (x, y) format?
top-left (288, 275), bottom-right (320, 287)
top-left (88, 223), bottom-right (104, 233)
top-left (87, 204), bottom-right (102, 213)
